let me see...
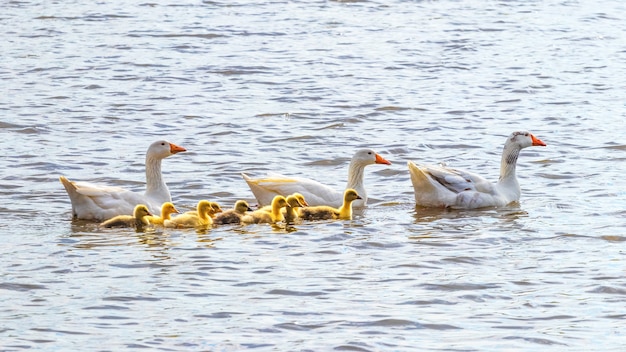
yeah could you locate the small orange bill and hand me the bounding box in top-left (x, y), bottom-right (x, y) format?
top-left (375, 153), bottom-right (392, 165)
top-left (169, 143), bottom-right (187, 154)
top-left (531, 134), bottom-right (546, 146)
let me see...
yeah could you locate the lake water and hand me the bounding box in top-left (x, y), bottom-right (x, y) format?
top-left (2, 0), bottom-right (626, 350)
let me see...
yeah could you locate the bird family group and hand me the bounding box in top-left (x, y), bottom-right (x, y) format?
top-left (60, 131), bottom-right (546, 230)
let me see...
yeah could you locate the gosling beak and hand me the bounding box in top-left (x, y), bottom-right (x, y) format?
top-left (531, 134), bottom-right (547, 147)
top-left (375, 153), bottom-right (392, 165)
top-left (169, 142), bottom-right (187, 154)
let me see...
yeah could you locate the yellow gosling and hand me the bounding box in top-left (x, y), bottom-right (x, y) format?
top-left (214, 200), bottom-right (253, 225)
top-left (284, 194), bottom-right (306, 224)
top-left (300, 189), bottom-right (362, 221)
top-left (146, 202), bottom-right (179, 225)
top-left (243, 195), bottom-right (288, 224)
top-left (100, 204), bottom-right (152, 230)
top-left (164, 200), bottom-right (213, 228)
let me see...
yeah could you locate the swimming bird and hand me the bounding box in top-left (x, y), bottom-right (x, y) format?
top-left (214, 200), bottom-right (253, 225)
top-left (185, 201), bottom-right (222, 218)
top-left (300, 189), bottom-right (362, 221)
top-left (407, 131), bottom-right (547, 209)
top-left (146, 202), bottom-right (179, 225)
top-left (59, 140), bottom-right (186, 221)
top-left (241, 149), bottom-right (391, 208)
top-left (243, 195), bottom-right (288, 224)
top-left (99, 204), bottom-right (152, 230)
top-left (164, 200), bottom-right (213, 228)
top-left (284, 194), bottom-right (306, 224)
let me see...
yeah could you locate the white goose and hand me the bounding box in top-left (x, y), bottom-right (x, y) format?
top-left (241, 149), bottom-right (391, 208)
top-left (59, 140), bottom-right (186, 220)
top-left (408, 131), bottom-right (546, 209)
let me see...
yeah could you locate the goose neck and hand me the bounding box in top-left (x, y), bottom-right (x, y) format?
top-left (346, 160), bottom-right (366, 192)
top-left (499, 144), bottom-right (521, 183)
top-left (145, 155), bottom-right (168, 198)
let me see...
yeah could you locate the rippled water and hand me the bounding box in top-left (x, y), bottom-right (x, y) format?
top-left (2, 0), bottom-right (626, 350)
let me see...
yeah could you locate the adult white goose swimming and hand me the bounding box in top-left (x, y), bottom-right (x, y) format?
top-left (59, 140), bottom-right (186, 220)
top-left (407, 131), bottom-right (546, 209)
top-left (241, 148), bottom-right (391, 208)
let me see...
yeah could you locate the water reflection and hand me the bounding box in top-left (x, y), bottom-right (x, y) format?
top-left (412, 204), bottom-right (528, 223)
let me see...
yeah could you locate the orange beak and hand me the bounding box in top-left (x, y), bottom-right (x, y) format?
top-left (169, 143), bottom-right (187, 154)
top-left (531, 134), bottom-right (547, 147)
top-left (375, 153), bottom-right (392, 165)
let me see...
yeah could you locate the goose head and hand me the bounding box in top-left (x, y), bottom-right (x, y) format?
top-left (352, 149), bottom-right (392, 166)
top-left (147, 140), bottom-right (187, 160)
top-left (507, 131), bottom-right (547, 149)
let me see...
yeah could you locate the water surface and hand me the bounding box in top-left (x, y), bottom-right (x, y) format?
top-left (2, 0), bottom-right (626, 350)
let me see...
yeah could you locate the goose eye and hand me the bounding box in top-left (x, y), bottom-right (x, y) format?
top-left (161, 142), bottom-right (166, 145)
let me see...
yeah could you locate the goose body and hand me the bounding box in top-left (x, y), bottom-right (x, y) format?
top-left (243, 196), bottom-right (288, 224)
top-left (242, 149), bottom-right (390, 208)
top-left (100, 204), bottom-right (152, 230)
top-left (164, 200), bottom-right (213, 228)
top-left (60, 140), bottom-right (186, 221)
top-left (408, 131), bottom-right (546, 209)
top-left (300, 189), bottom-right (362, 221)
top-left (146, 202), bottom-right (179, 225)
top-left (214, 200), bottom-right (253, 225)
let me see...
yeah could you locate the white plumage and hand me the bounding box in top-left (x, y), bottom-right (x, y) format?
top-left (59, 140), bottom-right (186, 220)
top-left (408, 131), bottom-right (546, 209)
top-left (241, 149), bottom-right (391, 208)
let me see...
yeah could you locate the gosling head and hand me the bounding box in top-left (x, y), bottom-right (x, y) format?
top-left (292, 193), bottom-right (308, 207)
top-left (134, 204), bottom-right (152, 218)
top-left (161, 202), bottom-right (179, 216)
top-left (344, 189), bottom-right (363, 203)
top-left (286, 195), bottom-right (305, 208)
top-left (235, 200), bottom-right (253, 214)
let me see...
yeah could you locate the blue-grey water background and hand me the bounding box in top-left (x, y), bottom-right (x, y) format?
top-left (2, 0), bottom-right (626, 350)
